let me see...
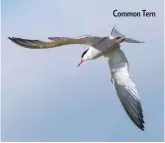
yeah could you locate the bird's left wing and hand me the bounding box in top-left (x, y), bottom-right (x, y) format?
top-left (107, 49), bottom-right (145, 131)
top-left (8, 35), bottom-right (103, 49)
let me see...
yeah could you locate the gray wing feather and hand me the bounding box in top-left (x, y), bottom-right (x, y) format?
top-left (8, 35), bottom-right (102, 49)
top-left (114, 78), bottom-right (145, 130)
top-left (107, 49), bottom-right (144, 131)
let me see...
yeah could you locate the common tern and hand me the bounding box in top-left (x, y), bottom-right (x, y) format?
top-left (8, 26), bottom-right (145, 131)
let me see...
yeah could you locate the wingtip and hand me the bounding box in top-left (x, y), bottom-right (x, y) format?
top-left (8, 37), bottom-right (19, 43)
top-left (8, 37), bottom-right (18, 40)
top-left (8, 37), bottom-right (16, 42)
top-left (8, 37), bottom-right (13, 40)
top-left (138, 120), bottom-right (145, 131)
top-left (140, 125), bottom-right (145, 131)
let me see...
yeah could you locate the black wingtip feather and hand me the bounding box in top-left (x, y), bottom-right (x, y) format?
top-left (8, 37), bottom-right (15, 42)
top-left (8, 36), bottom-right (13, 41)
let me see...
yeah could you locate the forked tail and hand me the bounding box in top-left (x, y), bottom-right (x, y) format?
top-left (111, 25), bottom-right (145, 43)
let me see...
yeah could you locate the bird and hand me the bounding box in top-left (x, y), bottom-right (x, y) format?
top-left (8, 26), bottom-right (145, 131)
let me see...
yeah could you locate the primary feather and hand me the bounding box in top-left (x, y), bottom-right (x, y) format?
top-left (107, 48), bottom-right (145, 131)
top-left (8, 35), bottom-right (102, 49)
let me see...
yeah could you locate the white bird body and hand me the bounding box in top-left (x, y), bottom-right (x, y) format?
top-left (83, 37), bottom-right (118, 60)
top-left (8, 26), bottom-right (145, 131)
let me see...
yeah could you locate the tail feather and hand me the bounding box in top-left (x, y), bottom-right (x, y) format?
top-left (111, 25), bottom-right (145, 43)
top-left (111, 25), bottom-right (126, 38)
top-left (124, 38), bottom-right (145, 43)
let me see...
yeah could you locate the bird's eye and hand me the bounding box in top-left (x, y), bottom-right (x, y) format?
top-left (81, 49), bottom-right (89, 58)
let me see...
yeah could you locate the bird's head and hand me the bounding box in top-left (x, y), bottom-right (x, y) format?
top-left (78, 49), bottom-right (92, 67)
top-left (115, 36), bottom-right (125, 44)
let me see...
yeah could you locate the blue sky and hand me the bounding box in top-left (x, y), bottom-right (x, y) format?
top-left (1, 0), bottom-right (164, 142)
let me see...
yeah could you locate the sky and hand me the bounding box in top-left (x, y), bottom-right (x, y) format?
top-left (1, 0), bottom-right (164, 142)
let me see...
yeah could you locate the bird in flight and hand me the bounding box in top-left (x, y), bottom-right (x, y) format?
top-left (8, 26), bottom-right (145, 131)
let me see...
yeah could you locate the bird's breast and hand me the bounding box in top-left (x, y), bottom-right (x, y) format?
top-left (87, 47), bottom-right (103, 59)
top-left (90, 38), bottom-right (119, 59)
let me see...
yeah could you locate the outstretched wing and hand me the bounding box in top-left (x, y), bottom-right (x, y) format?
top-left (8, 35), bottom-right (102, 49)
top-left (107, 49), bottom-right (145, 131)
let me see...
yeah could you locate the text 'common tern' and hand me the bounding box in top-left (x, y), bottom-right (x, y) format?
top-left (8, 26), bottom-right (145, 131)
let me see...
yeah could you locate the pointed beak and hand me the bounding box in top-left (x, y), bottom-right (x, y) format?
top-left (78, 58), bottom-right (84, 67)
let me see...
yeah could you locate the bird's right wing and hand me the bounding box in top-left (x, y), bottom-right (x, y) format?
top-left (8, 35), bottom-right (103, 49)
top-left (107, 49), bottom-right (145, 131)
